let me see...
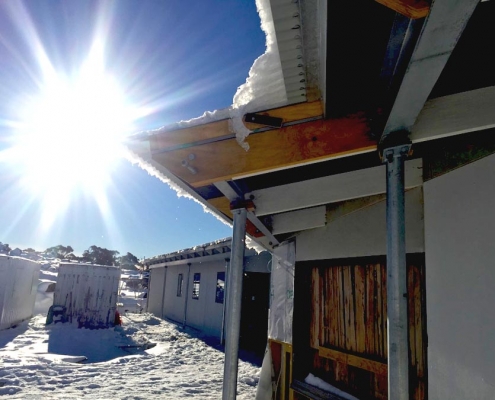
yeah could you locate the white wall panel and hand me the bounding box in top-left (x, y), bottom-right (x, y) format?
top-left (148, 267), bottom-right (166, 317)
top-left (424, 153), bottom-right (495, 400)
top-left (0, 256), bottom-right (40, 330)
top-left (296, 187), bottom-right (424, 261)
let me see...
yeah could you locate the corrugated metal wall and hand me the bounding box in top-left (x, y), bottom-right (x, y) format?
top-left (0, 256), bottom-right (40, 330)
top-left (53, 263), bottom-right (120, 329)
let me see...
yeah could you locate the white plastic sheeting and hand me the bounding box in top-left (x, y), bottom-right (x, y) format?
top-left (53, 263), bottom-right (120, 329)
top-left (268, 241), bottom-right (295, 344)
top-left (0, 255), bottom-right (40, 330)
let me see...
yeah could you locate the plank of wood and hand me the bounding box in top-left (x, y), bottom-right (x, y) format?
top-left (375, 0), bottom-right (430, 19)
top-left (343, 266), bottom-right (355, 352)
top-left (365, 264), bottom-right (375, 356)
top-left (381, 263), bottom-right (388, 359)
top-left (151, 113), bottom-right (374, 187)
top-left (338, 267), bottom-right (345, 351)
top-left (243, 101), bottom-right (323, 130)
top-left (354, 266), bottom-right (366, 354)
top-left (329, 268), bottom-right (337, 348)
top-left (319, 346), bottom-right (388, 376)
top-left (150, 120), bottom-right (230, 150)
top-left (311, 267), bottom-right (320, 349)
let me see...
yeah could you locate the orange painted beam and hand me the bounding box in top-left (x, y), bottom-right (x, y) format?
top-left (151, 113), bottom-right (375, 188)
top-left (375, 0), bottom-right (430, 19)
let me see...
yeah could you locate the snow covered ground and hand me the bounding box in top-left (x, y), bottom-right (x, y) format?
top-left (0, 313), bottom-right (260, 399)
top-left (0, 261), bottom-right (260, 398)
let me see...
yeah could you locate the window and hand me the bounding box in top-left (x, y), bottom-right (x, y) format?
top-left (192, 273), bottom-right (201, 299)
top-left (177, 274), bottom-right (183, 297)
top-left (215, 271), bottom-right (225, 304)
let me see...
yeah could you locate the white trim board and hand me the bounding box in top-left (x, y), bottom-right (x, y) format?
top-left (247, 158), bottom-right (423, 216)
top-left (411, 86), bottom-right (495, 143)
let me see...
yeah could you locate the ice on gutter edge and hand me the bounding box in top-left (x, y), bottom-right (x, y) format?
top-left (124, 147), bottom-right (266, 253)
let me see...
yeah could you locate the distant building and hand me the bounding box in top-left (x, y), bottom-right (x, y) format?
top-left (8, 248), bottom-right (22, 257)
top-left (144, 238), bottom-right (271, 354)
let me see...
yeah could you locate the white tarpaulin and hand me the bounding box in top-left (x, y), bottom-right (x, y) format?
top-left (0, 255), bottom-right (40, 330)
top-left (268, 241), bottom-right (295, 344)
top-left (53, 263), bottom-right (120, 329)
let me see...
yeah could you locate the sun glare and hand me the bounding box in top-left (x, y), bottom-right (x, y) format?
top-left (11, 41), bottom-right (138, 229)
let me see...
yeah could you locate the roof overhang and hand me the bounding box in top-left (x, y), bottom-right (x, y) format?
top-left (127, 0), bottom-right (495, 251)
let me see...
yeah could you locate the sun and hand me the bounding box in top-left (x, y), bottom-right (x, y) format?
top-left (11, 41), bottom-right (138, 229)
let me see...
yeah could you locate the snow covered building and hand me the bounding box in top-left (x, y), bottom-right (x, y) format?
top-left (0, 255), bottom-right (40, 330)
top-left (53, 263), bottom-right (120, 329)
top-left (144, 238), bottom-right (271, 353)
top-left (127, 0), bottom-right (495, 399)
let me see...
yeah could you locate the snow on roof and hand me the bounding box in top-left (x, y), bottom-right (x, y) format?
top-left (125, 0), bottom-right (292, 253)
top-left (128, 0), bottom-right (288, 150)
top-left (143, 237), bottom-right (232, 265)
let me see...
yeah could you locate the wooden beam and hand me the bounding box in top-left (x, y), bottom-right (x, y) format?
top-left (151, 113), bottom-right (374, 187)
top-left (147, 100), bottom-right (323, 151)
top-left (375, 0), bottom-right (430, 20)
top-left (319, 346), bottom-right (388, 376)
top-left (248, 158), bottom-right (422, 216)
top-left (382, 0), bottom-right (479, 141)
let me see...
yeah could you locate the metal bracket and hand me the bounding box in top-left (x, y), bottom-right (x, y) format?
top-left (378, 130), bottom-right (412, 163)
top-left (244, 113), bottom-right (283, 128)
top-left (230, 199), bottom-right (255, 212)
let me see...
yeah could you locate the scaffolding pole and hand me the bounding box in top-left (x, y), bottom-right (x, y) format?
top-left (222, 207), bottom-right (247, 400)
top-left (383, 139), bottom-right (411, 400)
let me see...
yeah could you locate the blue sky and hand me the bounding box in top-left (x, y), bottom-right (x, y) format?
top-left (0, 0), bottom-right (266, 258)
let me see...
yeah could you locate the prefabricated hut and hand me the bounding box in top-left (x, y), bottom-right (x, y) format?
top-left (53, 263), bottom-right (120, 329)
top-left (144, 238), bottom-right (271, 353)
top-left (126, 0), bottom-right (495, 399)
top-left (0, 255), bottom-right (40, 331)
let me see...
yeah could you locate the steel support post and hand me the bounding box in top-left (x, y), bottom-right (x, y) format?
top-left (383, 141), bottom-right (411, 400)
top-left (222, 208), bottom-right (247, 400)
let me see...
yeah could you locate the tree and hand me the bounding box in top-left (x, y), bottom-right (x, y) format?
top-left (23, 248), bottom-right (36, 253)
top-left (65, 253), bottom-right (80, 261)
top-left (119, 252), bottom-right (140, 270)
top-left (82, 245), bottom-right (120, 266)
top-left (45, 245), bottom-right (74, 259)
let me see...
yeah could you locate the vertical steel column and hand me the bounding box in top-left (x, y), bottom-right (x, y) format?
top-left (222, 208), bottom-right (247, 400)
top-left (384, 142), bottom-right (411, 400)
top-left (183, 263), bottom-right (191, 328)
